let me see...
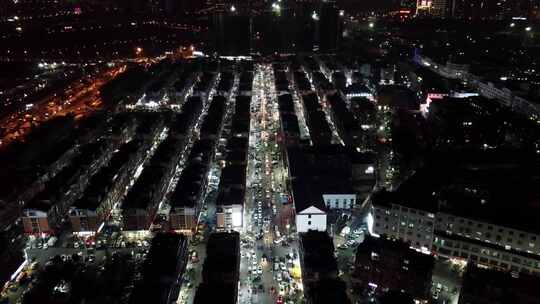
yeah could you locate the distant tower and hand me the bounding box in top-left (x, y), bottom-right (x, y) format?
top-left (319, 0), bottom-right (342, 52)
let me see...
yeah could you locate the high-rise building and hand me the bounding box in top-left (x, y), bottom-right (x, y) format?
top-left (416, 0), bottom-right (449, 17)
top-left (319, 1), bottom-right (342, 52)
top-left (211, 3), bottom-right (251, 55)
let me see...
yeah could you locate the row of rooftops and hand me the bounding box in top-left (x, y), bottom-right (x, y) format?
top-left (122, 133), bottom-right (184, 211)
top-left (301, 92), bottom-right (333, 145)
top-left (169, 97), bottom-right (203, 136)
top-left (231, 96), bottom-right (251, 137)
top-left (129, 232), bottom-right (188, 304)
top-left (312, 71), bottom-right (335, 91)
top-left (277, 94), bottom-right (301, 139)
top-left (331, 71), bottom-right (347, 90)
top-left (303, 56), bottom-right (319, 72)
top-left (294, 70), bottom-right (312, 92)
top-left (238, 71), bottom-right (253, 92)
top-left (133, 112), bottom-right (168, 138)
top-left (173, 65), bottom-right (196, 93)
top-left (274, 70), bottom-right (289, 92)
top-left (217, 71), bottom-right (234, 92)
top-left (25, 139), bottom-right (111, 213)
top-left (0, 115), bottom-right (79, 199)
top-left (193, 72), bottom-right (216, 95)
top-left (327, 93), bottom-right (361, 146)
top-left (200, 95), bottom-right (227, 138)
top-left (0, 112), bottom-right (113, 202)
top-left (170, 139), bottom-right (215, 209)
top-left (216, 94), bottom-right (250, 206)
top-left (71, 139), bottom-right (142, 212)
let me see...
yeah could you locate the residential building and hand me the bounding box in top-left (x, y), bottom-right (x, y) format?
top-left (169, 140), bottom-right (214, 233)
top-left (459, 263), bottom-right (540, 304)
top-left (299, 231), bottom-right (350, 304)
top-left (129, 232), bottom-right (189, 304)
top-left (195, 232), bottom-right (240, 304)
top-left (352, 236), bottom-right (434, 301)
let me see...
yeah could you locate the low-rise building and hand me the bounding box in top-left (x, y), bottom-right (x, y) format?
top-left (459, 263), bottom-right (540, 304)
top-left (195, 232), bottom-right (240, 304)
top-left (216, 165), bottom-right (246, 230)
top-left (352, 236), bottom-right (434, 301)
top-left (299, 231), bottom-right (350, 304)
top-left (169, 140), bottom-right (214, 233)
top-left (129, 232), bottom-right (189, 304)
top-left (22, 140), bottom-right (112, 235)
top-left (69, 139), bottom-right (143, 234)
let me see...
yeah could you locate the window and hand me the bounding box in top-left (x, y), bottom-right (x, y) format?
top-left (308, 221), bottom-right (312, 225)
top-left (308, 215), bottom-right (312, 219)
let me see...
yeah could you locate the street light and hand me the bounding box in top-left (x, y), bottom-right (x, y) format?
top-left (525, 26), bottom-right (532, 32)
top-left (312, 11), bottom-right (319, 21)
top-left (510, 22), bottom-right (515, 28)
top-left (230, 5), bottom-right (236, 12)
top-left (369, 22), bottom-right (374, 28)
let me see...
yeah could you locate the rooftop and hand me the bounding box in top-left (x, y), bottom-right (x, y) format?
top-left (460, 263), bottom-right (540, 304)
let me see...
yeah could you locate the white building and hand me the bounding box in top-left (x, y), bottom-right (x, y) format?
top-left (322, 194), bottom-right (357, 210)
top-left (296, 205), bottom-right (327, 233)
top-left (291, 180), bottom-right (328, 233)
top-left (216, 204), bottom-right (243, 230)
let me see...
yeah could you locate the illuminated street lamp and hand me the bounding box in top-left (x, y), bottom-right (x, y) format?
top-left (339, 10), bottom-right (345, 17)
top-left (525, 26), bottom-right (532, 32)
top-left (135, 47), bottom-right (143, 56)
top-left (510, 22), bottom-right (515, 27)
top-left (312, 11), bottom-right (319, 21)
top-left (272, 2), bottom-right (280, 12)
top-left (230, 5), bottom-right (236, 12)
top-left (369, 22), bottom-right (374, 28)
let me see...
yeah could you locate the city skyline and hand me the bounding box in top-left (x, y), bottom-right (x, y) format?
top-left (0, 1), bottom-right (539, 304)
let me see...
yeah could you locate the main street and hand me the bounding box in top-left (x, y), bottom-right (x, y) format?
top-left (238, 64), bottom-right (304, 304)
